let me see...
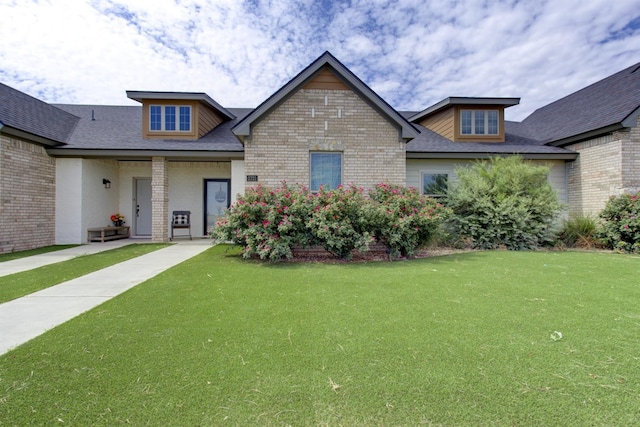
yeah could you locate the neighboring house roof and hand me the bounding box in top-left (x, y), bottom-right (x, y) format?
top-left (0, 82), bottom-right (79, 146)
top-left (126, 91), bottom-right (236, 120)
top-left (522, 62), bottom-right (640, 146)
top-left (47, 104), bottom-right (247, 159)
top-left (232, 51), bottom-right (420, 141)
top-left (409, 97), bottom-right (520, 123)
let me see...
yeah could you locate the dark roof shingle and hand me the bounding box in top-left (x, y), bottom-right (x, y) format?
top-left (52, 104), bottom-right (248, 152)
top-left (522, 62), bottom-right (640, 144)
top-left (0, 82), bottom-right (79, 144)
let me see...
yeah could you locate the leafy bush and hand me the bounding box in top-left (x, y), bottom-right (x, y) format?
top-left (213, 182), bottom-right (450, 261)
top-left (598, 192), bottom-right (640, 253)
top-left (368, 183), bottom-right (451, 257)
top-left (445, 156), bottom-right (563, 250)
top-left (212, 183), bottom-right (314, 260)
top-left (307, 185), bottom-right (373, 259)
top-left (556, 215), bottom-right (600, 248)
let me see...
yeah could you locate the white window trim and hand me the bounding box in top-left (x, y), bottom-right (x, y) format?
top-left (460, 110), bottom-right (499, 136)
top-left (149, 105), bottom-right (192, 132)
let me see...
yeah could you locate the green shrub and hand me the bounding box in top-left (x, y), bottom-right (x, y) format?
top-left (445, 156), bottom-right (562, 250)
top-left (307, 184), bottom-right (373, 259)
top-left (211, 183), bottom-right (315, 260)
top-left (556, 215), bottom-right (599, 248)
top-left (598, 192), bottom-right (640, 253)
top-left (213, 182), bottom-right (451, 261)
top-left (368, 183), bottom-right (451, 257)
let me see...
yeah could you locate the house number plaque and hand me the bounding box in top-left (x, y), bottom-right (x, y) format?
top-left (246, 175), bottom-right (258, 182)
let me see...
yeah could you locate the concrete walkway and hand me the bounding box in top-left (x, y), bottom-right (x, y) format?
top-left (0, 239), bottom-right (136, 277)
top-left (0, 239), bottom-right (212, 355)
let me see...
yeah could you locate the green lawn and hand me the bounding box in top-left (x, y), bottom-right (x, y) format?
top-left (1, 246), bottom-right (639, 426)
top-left (0, 244), bottom-right (170, 304)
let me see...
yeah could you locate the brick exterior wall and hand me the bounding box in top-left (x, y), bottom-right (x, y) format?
top-left (566, 117), bottom-right (640, 216)
top-left (151, 156), bottom-right (169, 242)
top-left (0, 135), bottom-right (56, 253)
top-left (622, 115), bottom-right (640, 194)
top-left (245, 88), bottom-right (406, 191)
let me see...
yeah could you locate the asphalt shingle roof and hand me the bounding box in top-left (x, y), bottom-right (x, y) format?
top-left (0, 82), bottom-right (78, 144)
top-left (52, 104), bottom-right (248, 152)
top-left (398, 112), bottom-right (576, 156)
top-left (521, 62), bottom-right (640, 144)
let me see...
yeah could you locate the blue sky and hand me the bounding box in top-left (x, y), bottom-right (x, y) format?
top-left (0, 0), bottom-right (639, 120)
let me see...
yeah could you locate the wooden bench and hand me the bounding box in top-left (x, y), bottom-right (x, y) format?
top-left (87, 226), bottom-right (130, 243)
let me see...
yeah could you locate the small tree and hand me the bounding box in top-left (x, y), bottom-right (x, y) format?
top-left (445, 156), bottom-right (562, 250)
top-left (598, 192), bottom-right (640, 253)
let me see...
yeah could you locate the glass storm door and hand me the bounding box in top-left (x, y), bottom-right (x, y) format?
top-left (204, 179), bottom-right (231, 234)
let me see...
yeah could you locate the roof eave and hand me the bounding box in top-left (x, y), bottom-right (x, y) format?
top-left (406, 151), bottom-right (578, 160)
top-left (0, 124), bottom-right (66, 147)
top-left (46, 148), bottom-right (244, 160)
top-left (409, 97), bottom-right (521, 123)
top-left (546, 123), bottom-right (626, 147)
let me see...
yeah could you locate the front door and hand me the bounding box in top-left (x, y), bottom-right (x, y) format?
top-left (134, 178), bottom-right (152, 236)
top-left (204, 179), bottom-right (231, 234)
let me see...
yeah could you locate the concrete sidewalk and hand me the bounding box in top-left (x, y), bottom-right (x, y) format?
top-left (0, 239), bottom-right (212, 355)
top-left (0, 240), bottom-right (137, 277)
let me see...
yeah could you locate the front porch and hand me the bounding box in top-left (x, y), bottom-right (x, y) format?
top-left (55, 157), bottom-right (245, 244)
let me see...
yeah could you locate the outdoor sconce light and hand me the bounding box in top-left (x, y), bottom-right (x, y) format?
top-left (103, 179), bottom-right (111, 189)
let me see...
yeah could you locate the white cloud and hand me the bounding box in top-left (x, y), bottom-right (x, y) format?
top-left (0, 0), bottom-right (638, 120)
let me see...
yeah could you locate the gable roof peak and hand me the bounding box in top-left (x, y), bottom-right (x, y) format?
top-left (232, 51), bottom-right (418, 141)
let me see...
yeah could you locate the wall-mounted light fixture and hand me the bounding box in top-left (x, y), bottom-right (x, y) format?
top-left (102, 179), bottom-right (111, 189)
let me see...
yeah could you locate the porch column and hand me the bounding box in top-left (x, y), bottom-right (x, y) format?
top-left (151, 156), bottom-right (169, 242)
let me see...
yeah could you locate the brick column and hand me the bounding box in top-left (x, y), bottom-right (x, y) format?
top-left (151, 157), bottom-right (169, 242)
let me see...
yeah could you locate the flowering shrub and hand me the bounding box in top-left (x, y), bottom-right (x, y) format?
top-left (369, 183), bottom-right (451, 257)
top-left (212, 182), bottom-right (450, 261)
top-left (598, 192), bottom-right (640, 253)
top-left (211, 183), bottom-right (314, 261)
top-left (307, 185), bottom-right (373, 259)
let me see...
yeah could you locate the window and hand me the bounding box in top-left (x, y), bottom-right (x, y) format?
top-left (149, 105), bottom-right (191, 132)
top-left (460, 110), bottom-right (499, 135)
top-left (310, 152), bottom-right (342, 191)
top-left (422, 172), bottom-right (448, 197)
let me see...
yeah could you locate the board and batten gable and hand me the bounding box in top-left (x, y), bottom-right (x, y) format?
top-left (418, 107), bottom-right (455, 141)
top-left (414, 98), bottom-right (518, 143)
top-left (137, 99), bottom-right (225, 140)
top-left (243, 69), bottom-right (407, 191)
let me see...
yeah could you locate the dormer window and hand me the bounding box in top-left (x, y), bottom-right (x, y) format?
top-left (150, 105), bottom-right (191, 132)
top-left (460, 110), bottom-right (499, 135)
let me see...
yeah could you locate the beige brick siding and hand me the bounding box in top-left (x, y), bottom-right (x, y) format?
top-left (565, 121), bottom-right (640, 216)
top-left (0, 135), bottom-right (56, 253)
top-left (622, 115), bottom-right (640, 193)
top-left (151, 157), bottom-right (169, 242)
top-left (245, 88), bottom-right (406, 191)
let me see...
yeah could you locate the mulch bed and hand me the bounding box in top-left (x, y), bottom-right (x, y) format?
top-left (288, 243), bottom-right (471, 263)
